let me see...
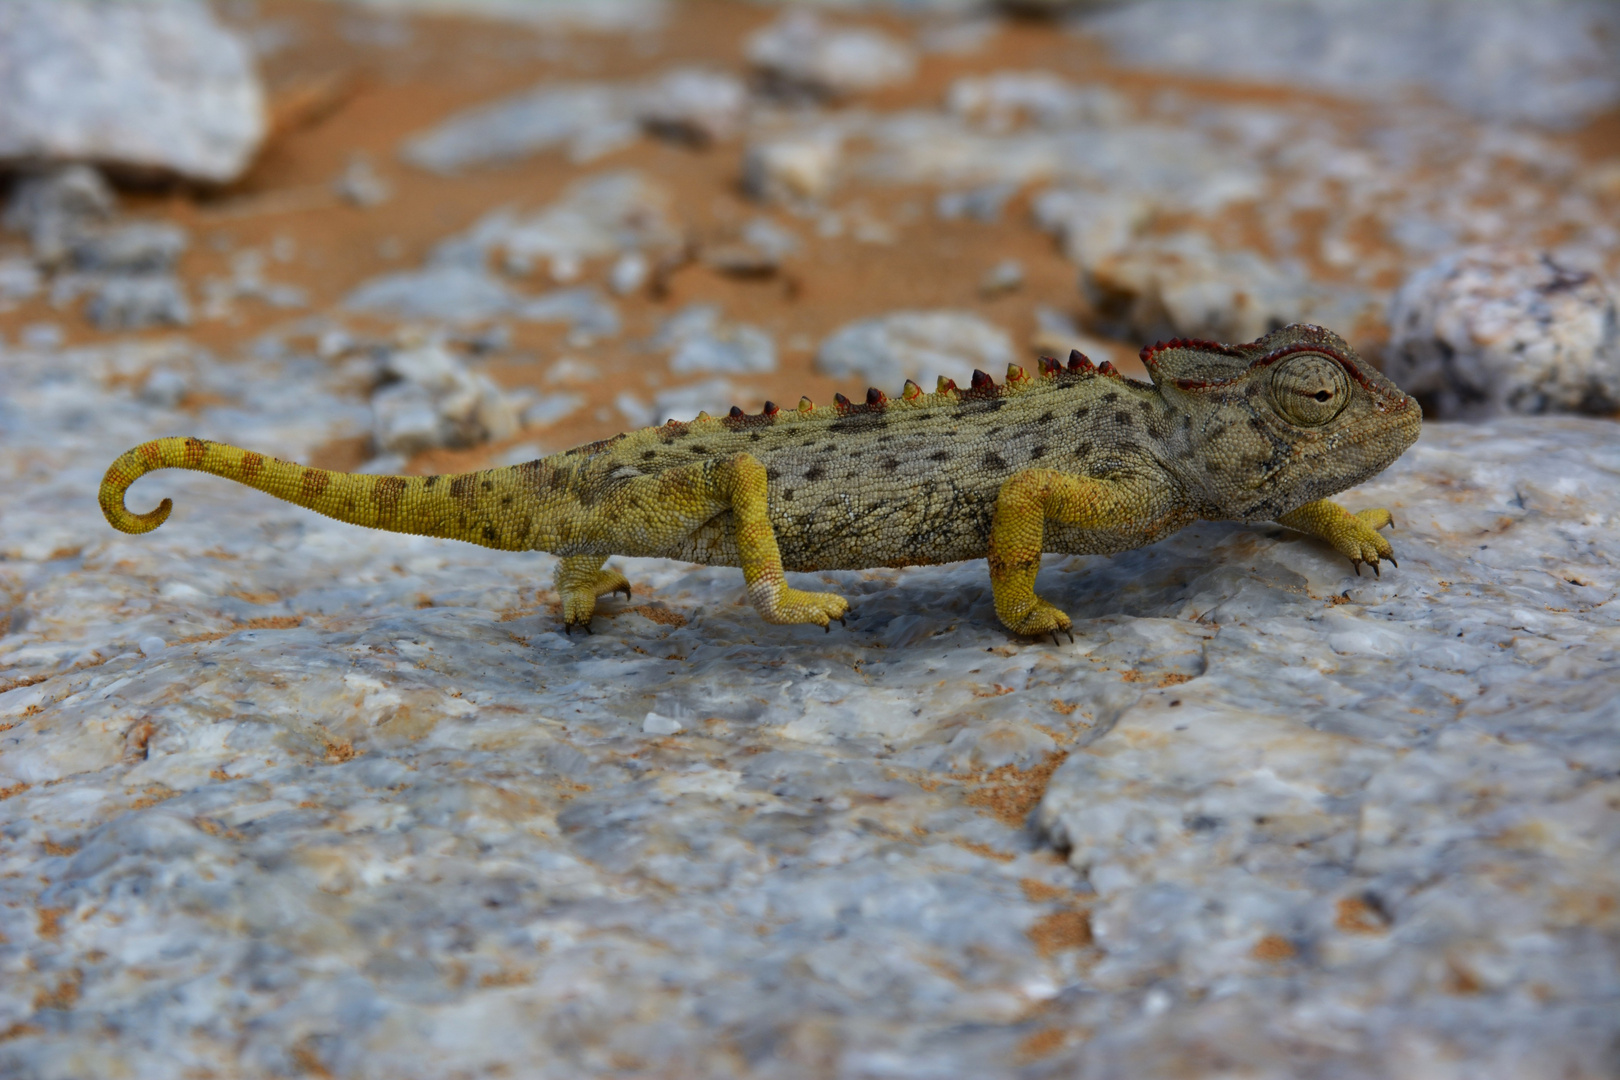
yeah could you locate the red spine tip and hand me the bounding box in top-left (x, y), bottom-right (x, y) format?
top-left (1038, 356), bottom-right (1060, 376)
top-left (1068, 350), bottom-right (1094, 372)
top-left (865, 387), bottom-right (888, 406)
top-left (1098, 360), bottom-right (1117, 376)
top-left (834, 392), bottom-right (851, 409)
top-left (762, 400), bottom-right (779, 416)
top-left (970, 369), bottom-right (993, 390)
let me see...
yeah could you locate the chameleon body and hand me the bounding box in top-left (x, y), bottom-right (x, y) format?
top-left (99, 324), bottom-right (1421, 639)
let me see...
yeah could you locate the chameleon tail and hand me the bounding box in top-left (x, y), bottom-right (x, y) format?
top-left (99, 436), bottom-right (565, 551)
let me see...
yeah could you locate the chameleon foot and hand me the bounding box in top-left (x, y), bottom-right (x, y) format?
top-left (1003, 600), bottom-right (1073, 642)
top-left (1277, 500), bottom-right (1398, 578)
top-left (555, 556), bottom-right (631, 634)
top-left (752, 584), bottom-right (849, 629)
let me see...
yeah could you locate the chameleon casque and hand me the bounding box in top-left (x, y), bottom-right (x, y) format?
top-left (100, 324), bottom-right (1421, 642)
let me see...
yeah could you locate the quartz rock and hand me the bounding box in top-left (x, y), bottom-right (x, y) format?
top-left (0, 0), bottom-right (266, 183)
top-left (816, 309), bottom-right (1015, 389)
top-left (1031, 187), bottom-right (1154, 269)
top-left (60, 273), bottom-right (192, 331)
top-left (1, 364), bottom-right (1616, 1076)
top-left (345, 264), bottom-right (523, 323)
top-left (747, 11), bottom-right (917, 99)
top-left (1386, 247), bottom-right (1620, 418)
top-left (947, 71), bottom-right (1129, 131)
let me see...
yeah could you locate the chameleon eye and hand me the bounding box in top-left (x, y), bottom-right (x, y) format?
top-left (1269, 353), bottom-right (1350, 426)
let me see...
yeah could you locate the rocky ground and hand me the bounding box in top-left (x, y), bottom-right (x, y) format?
top-left (1, 1), bottom-right (1618, 1077)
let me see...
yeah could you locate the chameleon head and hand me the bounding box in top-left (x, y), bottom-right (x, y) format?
top-left (1142, 324), bottom-right (1422, 521)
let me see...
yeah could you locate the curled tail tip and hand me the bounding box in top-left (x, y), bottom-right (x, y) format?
top-left (100, 486), bottom-right (172, 534)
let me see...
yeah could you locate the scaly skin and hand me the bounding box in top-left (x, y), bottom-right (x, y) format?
top-left (99, 324), bottom-right (1422, 637)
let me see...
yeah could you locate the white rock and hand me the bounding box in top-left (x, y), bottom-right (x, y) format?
top-left (136, 635), bottom-right (166, 657)
top-left (642, 711), bottom-right (685, 735)
top-left (2, 165), bottom-right (114, 265)
top-left (1085, 233), bottom-right (1374, 344)
top-left (1084, 0), bottom-right (1620, 129)
top-left (743, 131), bottom-right (843, 204)
top-left (658, 305), bottom-right (776, 376)
top-left (636, 68), bottom-right (748, 146)
top-left (0, 0), bottom-right (267, 183)
top-left (608, 252), bottom-right (649, 296)
top-left (401, 82), bottom-right (639, 173)
top-left (747, 11), bottom-right (917, 99)
top-left (1031, 187), bottom-right (1155, 269)
top-left (1386, 247), bottom-right (1620, 417)
top-left (371, 338), bottom-right (522, 454)
top-left (815, 309), bottom-right (1015, 389)
top-left (334, 155), bottom-right (392, 207)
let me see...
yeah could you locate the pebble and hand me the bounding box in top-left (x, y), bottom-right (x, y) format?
top-left (1386, 247), bottom-right (1620, 417)
top-left (2, 165), bottom-right (114, 266)
top-left (0, 0), bottom-right (266, 183)
top-left (636, 67), bottom-right (748, 146)
top-left (136, 635), bottom-right (166, 657)
top-left (401, 82), bottom-right (639, 174)
top-left (743, 130), bottom-right (844, 204)
top-left (658, 305), bottom-right (777, 375)
top-left (747, 11), bottom-right (917, 99)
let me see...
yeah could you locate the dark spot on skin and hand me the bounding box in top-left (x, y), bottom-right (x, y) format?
top-left (987, 426), bottom-right (1003, 438)
top-left (804, 464), bottom-right (826, 482)
top-left (819, 443), bottom-right (837, 453)
top-left (850, 450), bottom-right (863, 459)
top-left (750, 431), bottom-right (761, 441)
top-left (1031, 445), bottom-right (1047, 459)
top-left (1138, 399), bottom-right (1154, 414)
top-left (881, 456), bottom-right (901, 472)
top-left (690, 445), bottom-right (709, 455)
top-left (877, 435), bottom-right (894, 445)
top-left (483, 524), bottom-right (499, 543)
top-left (1182, 413), bottom-right (1193, 428)
top-left (1074, 441), bottom-right (1092, 458)
top-left (1206, 460), bottom-right (1222, 474)
top-left (424, 475), bottom-right (438, 488)
top-left (1115, 410), bottom-right (1133, 426)
top-left (983, 451), bottom-right (1008, 471)
top-left (930, 450), bottom-right (951, 462)
top-left (1074, 406), bottom-right (1090, 419)
top-left (782, 488), bottom-right (796, 502)
top-left (1103, 392), bottom-right (1120, 403)
top-left (829, 412), bottom-right (888, 435)
top-left (953, 398), bottom-right (1008, 418)
top-left (1038, 412), bottom-right (1054, 423)
top-left (765, 466), bottom-right (781, 481)
top-left (501, 494), bottom-right (513, 506)
top-left (642, 450), bottom-right (657, 461)
top-left (1249, 417), bottom-right (1267, 431)
top-left (481, 480), bottom-right (493, 491)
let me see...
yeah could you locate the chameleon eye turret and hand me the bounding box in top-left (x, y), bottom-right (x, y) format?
top-left (100, 324), bottom-right (1418, 639)
top-left (1269, 353), bottom-right (1352, 427)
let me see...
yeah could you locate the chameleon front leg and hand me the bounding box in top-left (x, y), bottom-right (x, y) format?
top-left (1276, 499), bottom-right (1397, 576)
top-left (554, 555), bottom-right (631, 634)
top-left (987, 468), bottom-right (1149, 641)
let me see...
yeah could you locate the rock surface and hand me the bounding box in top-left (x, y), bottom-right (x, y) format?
top-left (747, 11), bottom-right (917, 99)
top-left (0, 0), bottom-right (266, 183)
top-left (1387, 248), bottom-right (1620, 418)
top-left (1, 324), bottom-right (1617, 1076)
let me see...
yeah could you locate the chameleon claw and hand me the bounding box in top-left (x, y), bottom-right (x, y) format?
top-left (1372, 562), bottom-right (1381, 578)
top-left (1050, 630), bottom-right (1060, 647)
top-left (824, 622), bottom-right (830, 634)
top-left (1065, 628), bottom-right (1075, 643)
top-left (1387, 556), bottom-right (1397, 568)
top-left (1351, 559), bottom-right (1362, 576)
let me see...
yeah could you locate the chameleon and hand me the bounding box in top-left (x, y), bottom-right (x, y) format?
top-left (99, 323), bottom-right (1421, 641)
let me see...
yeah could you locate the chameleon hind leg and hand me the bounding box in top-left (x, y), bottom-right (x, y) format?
top-left (561, 453), bottom-right (847, 632)
top-left (987, 468), bottom-right (1148, 641)
top-left (554, 555), bottom-right (631, 634)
